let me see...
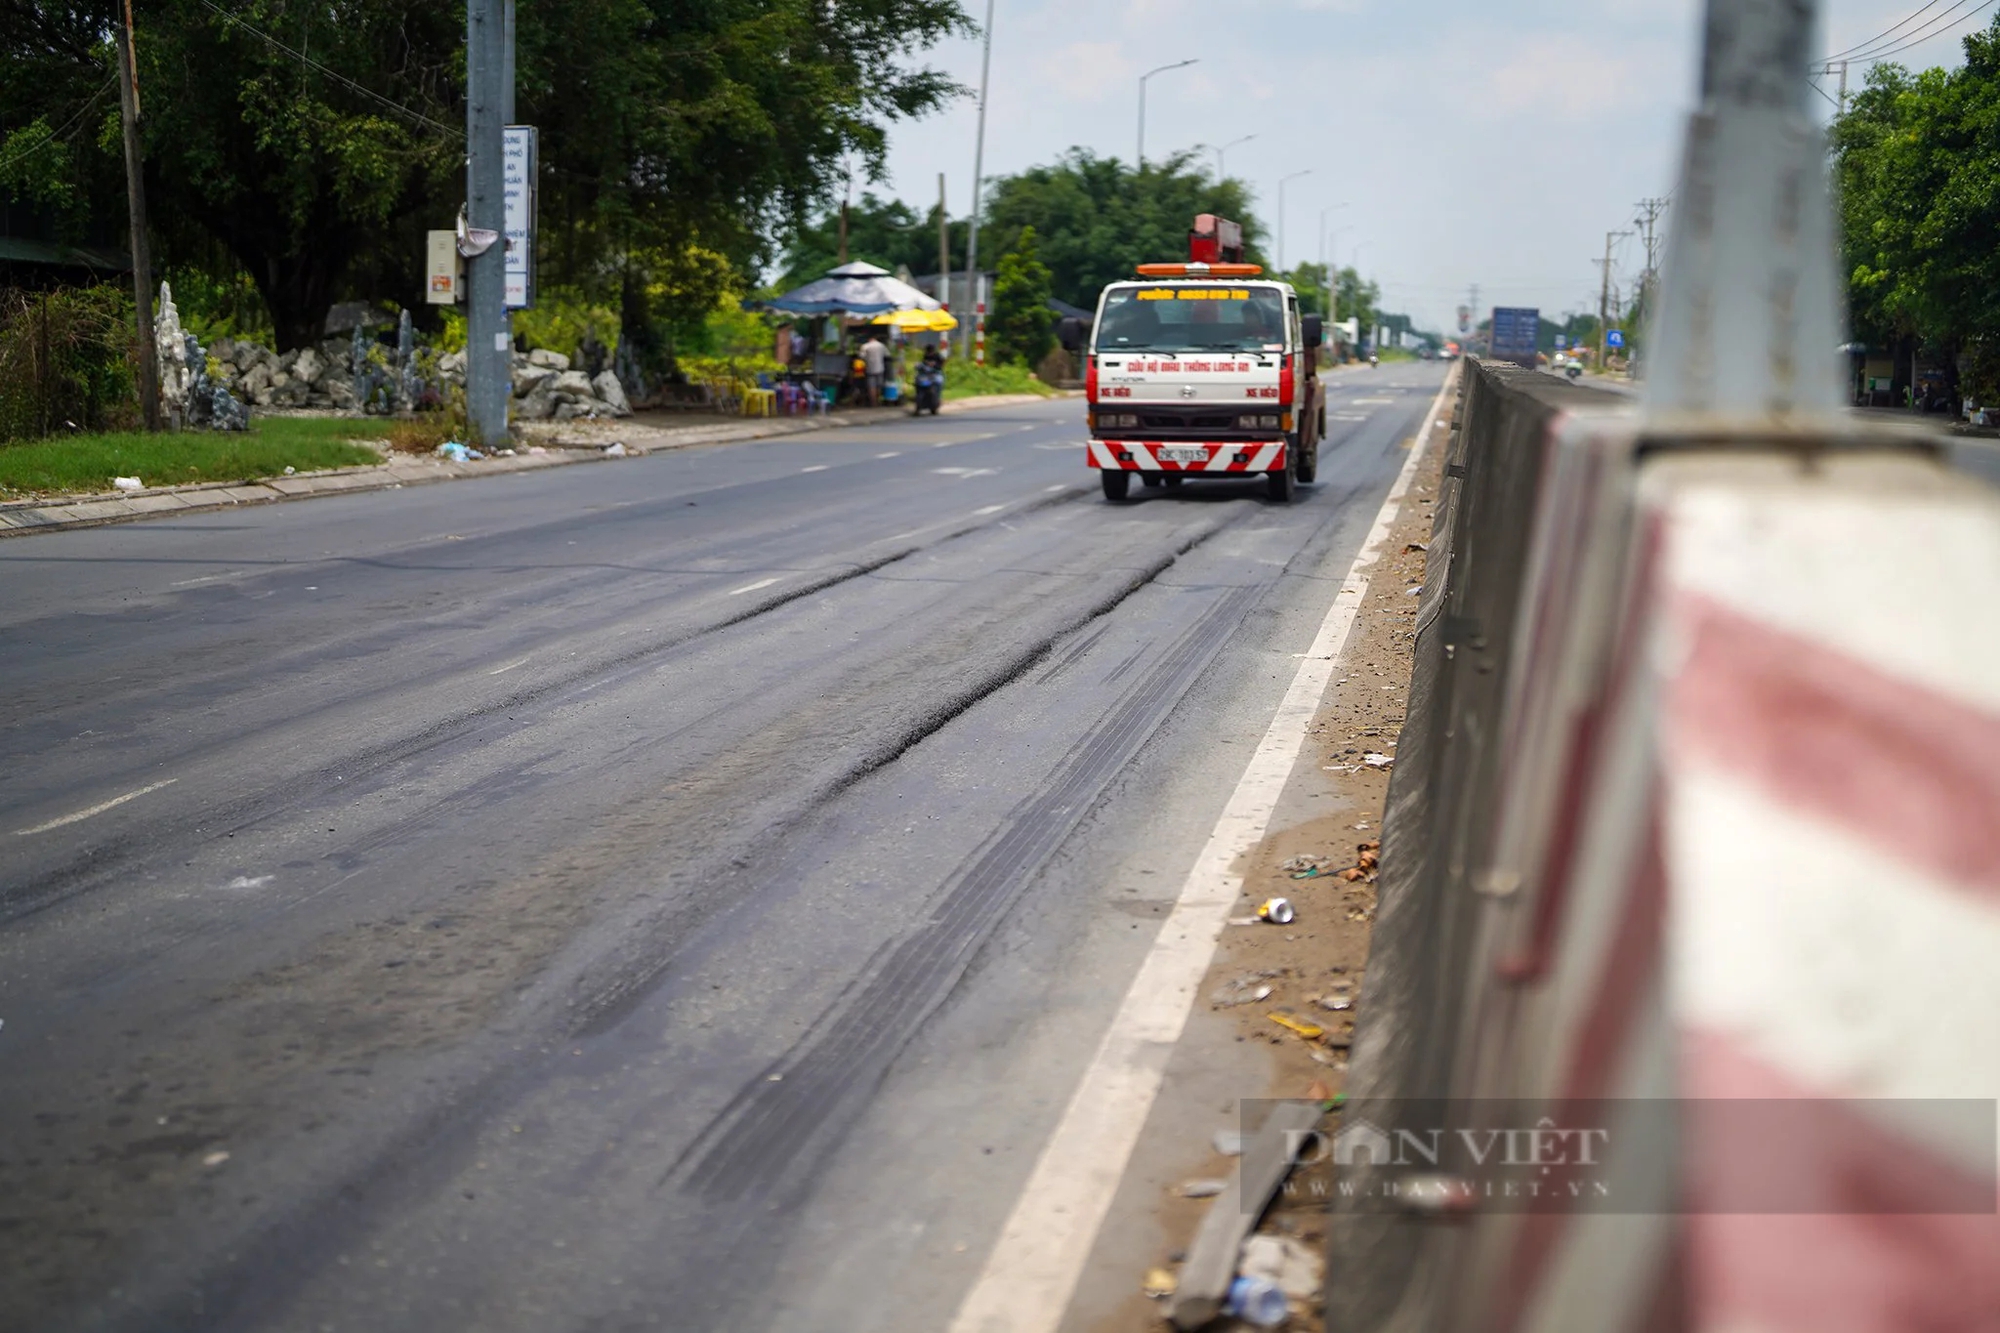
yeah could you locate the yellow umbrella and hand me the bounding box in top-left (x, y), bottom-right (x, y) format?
top-left (871, 307), bottom-right (958, 332)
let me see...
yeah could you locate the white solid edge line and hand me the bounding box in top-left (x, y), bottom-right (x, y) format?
top-left (14, 778), bottom-right (181, 837)
top-left (945, 365), bottom-right (1457, 1333)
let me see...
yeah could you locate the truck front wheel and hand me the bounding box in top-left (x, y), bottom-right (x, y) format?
top-left (1266, 458), bottom-right (1296, 503)
top-left (1101, 469), bottom-right (1132, 502)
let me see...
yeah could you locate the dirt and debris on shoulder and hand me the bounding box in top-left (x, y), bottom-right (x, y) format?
top-left (1113, 417), bottom-right (1446, 1333)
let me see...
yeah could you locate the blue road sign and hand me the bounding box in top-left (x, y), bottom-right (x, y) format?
top-left (1607, 329), bottom-right (1626, 349)
top-left (1555, 334), bottom-right (1568, 350)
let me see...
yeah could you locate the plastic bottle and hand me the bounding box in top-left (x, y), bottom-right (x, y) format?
top-left (1224, 1274), bottom-right (1289, 1327)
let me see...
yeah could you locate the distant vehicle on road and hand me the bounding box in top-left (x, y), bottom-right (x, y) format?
top-left (1061, 215), bottom-right (1325, 505)
top-left (1489, 306), bottom-right (1540, 370)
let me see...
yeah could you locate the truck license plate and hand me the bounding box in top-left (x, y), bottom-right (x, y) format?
top-left (1156, 446), bottom-right (1209, 464)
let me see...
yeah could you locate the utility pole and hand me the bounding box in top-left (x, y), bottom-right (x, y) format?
top-left (465, 0), bottom-right (511, 449)
top-left (962, 0), bottom-right (994, 361)
top-left (1634, 197), bottom-right (1669, 316)
top-left (115, 3), bottom-right (160, 431)
top-left (838, 165), bottom-right (851, 266)
top-left (937, 172), bottom-right (950, 318)
top-left (1596, 229), bottom-right (1631, 369)
top-left (1276, 168), bottom-right (1310, 272)
top-left (1816, 59), bottom-right (1849, 115)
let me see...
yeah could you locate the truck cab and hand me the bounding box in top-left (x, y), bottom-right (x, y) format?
top-left (1063, 217), bottom-right (1325, 504)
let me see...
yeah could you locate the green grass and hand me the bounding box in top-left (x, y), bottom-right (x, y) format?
top-left (926, 361), bottom-right (1059, 401)
top-left (0, 417), bottom-right (390, 498)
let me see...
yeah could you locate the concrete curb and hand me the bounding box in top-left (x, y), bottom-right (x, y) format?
top-left (0, 392), bottom-right (1066, 540)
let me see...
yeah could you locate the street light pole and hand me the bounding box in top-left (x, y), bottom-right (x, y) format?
top-left (1137, 59), bottom-right (1197, 169)
top-left (1350, 241), bottom-right (1371, 346)
top-left (1275, 168), bottom-right (1310, 271)
top-left (1320, 210), bottom-right (1350, 323)
top-left (1210, 133), bottom-right (1255, 179)
top-left (962, 0), bottom-right (995, 362)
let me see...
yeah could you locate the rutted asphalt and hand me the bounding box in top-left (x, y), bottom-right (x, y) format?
top-left (0, 364), bottom-right (1445, 1332)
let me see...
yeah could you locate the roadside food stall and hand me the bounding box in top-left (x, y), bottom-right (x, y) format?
top-left (869, 307), bottom-right (958, 402)
top-left (765, 262), bottom-right (946, 406)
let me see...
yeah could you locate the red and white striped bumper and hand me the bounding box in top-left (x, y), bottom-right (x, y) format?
top-left (1086, 440), bottom-right (1286, 473)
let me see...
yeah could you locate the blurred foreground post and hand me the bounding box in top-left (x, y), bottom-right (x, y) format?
top-left (1645, 0), bottom-right (1843, 420)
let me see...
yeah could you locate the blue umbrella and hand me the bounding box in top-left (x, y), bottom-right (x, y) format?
top-left (766, 262), bottom-right (943, 316)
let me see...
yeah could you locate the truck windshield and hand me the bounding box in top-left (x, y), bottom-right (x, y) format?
top-left (1094, 286), bottom-right (1288, 354)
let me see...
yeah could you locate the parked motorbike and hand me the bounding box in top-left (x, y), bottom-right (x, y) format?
top-left (912, 365), bottom-right (944, 415)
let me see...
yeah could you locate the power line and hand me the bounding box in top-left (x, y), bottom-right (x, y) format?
top-left (1840, 0), bottom-right (1984, 63)
top-left (0, 75), bottom-right (116, 175)
top-left (193, 0), bottom-right (461, 138)
top-left (1824, 0), bottom-right (1952, 61)
top-left (1862, 0), bottom-right (1998, 60)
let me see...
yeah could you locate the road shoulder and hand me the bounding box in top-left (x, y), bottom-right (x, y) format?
top-left (0, 393), bottom-right (1065, 540)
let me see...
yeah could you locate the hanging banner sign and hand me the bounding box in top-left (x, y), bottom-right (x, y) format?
top-left (502, 125), bottom-right (537, 310)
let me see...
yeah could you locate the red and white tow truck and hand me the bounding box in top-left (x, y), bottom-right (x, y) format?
top-left (1060, 215), bottom-right (1326, 503)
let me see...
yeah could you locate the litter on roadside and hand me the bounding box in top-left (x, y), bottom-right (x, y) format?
top-left (113, 476), bottom-right (143, 492)
top-left (1212, 1128), bottom-right (1245, 1157)
top-left (1210, 974), bottom-right (1276, 1009)
top-left (1256, 897), bottom-right (1296, 925)
top-left (1364, 751), bottom-right (1395, 767)
top-left (1268, 1012), bottom-right (1325, 1041)
top-left (1223, 1274), bottom-right (1289, 1326)
top-left (1279, 854), bottom-right (1329, 873)
top-left (1240, 1233), bottom-right (1324, 1302)
top-left (603, 441), bottom-right (628, 457)
top-left (1169, 1101), bottom-right (1325, 1330)
top-left (1143, 1267), bottom-right (1179, 1299)
top-left (1178, 1178), bottom-right (1227, 1199)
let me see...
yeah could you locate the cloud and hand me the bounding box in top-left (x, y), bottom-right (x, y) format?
top-left (1036, 42), bottom-right (1137, 104)
top-left (1483, 34), bottom-right (1647, 116)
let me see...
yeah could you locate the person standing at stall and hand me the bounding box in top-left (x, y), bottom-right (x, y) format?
top-left (861, 330), bottom-right (888, 407)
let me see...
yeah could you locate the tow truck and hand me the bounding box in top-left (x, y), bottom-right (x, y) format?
top-left (1060, 215), bottom-right (1326, 503)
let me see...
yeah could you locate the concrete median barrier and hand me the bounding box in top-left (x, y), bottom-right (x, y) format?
top-left (1326, 357), bottom-right (2000, 1333)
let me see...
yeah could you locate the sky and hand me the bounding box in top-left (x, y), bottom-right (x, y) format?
top-left (863, 0), bottom-right (1991, 336)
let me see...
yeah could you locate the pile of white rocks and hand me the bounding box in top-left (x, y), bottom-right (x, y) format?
top-left (208, 337), bottom-right (372, 411)
top-left (434, 347), bottom-right (632, 421)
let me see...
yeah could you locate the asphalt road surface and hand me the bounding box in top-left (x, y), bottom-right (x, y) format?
top-left (0, 362), bottom-right (1444, 1332)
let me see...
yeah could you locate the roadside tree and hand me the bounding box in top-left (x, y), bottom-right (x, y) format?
top-left (0, 0), bottom-right (973, 354)
top-left (981, 151), bottom-right (1263, 309)
top-left (989, 226), bottom-right (1054, 368)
